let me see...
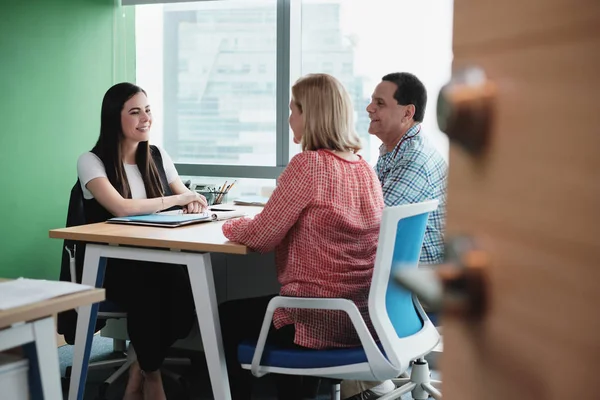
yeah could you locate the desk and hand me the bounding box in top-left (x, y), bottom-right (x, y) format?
top-left (49, 206), bottom-right (262, 400)
top-left (0, 280), bottom-right (104, 399)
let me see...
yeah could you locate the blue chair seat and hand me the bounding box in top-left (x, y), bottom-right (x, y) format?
top-left (238, 339), bottom-right (385, 369)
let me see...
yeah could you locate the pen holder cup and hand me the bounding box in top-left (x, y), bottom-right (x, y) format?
top-left (196, 191), bottom-right (227, 206)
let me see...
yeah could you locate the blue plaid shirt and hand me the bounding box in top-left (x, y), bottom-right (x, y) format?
top-left (375, 124), bottom-right (448, 264)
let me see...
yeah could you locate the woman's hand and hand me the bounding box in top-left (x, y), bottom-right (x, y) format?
top-left (178, 191), bottom-right (208, 214)
top-left (183, 200), bottom-right (207, 214)
top-left (176, 192), bottom-right (207, 208)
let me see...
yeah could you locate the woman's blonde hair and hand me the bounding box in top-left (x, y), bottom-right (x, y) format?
top-left (292, 73), bottom-right (362, 153)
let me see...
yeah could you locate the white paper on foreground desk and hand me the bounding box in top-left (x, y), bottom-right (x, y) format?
top-left (0, 278), bottom-right (93, 311)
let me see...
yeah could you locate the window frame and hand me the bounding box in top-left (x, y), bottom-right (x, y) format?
top-left (131, 0), bottom-right (302, 180)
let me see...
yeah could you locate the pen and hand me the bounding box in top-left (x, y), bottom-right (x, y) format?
top-left (226, 180), bottom-right (237, 194)
top-left (215, 181), bottom-right (228, 204)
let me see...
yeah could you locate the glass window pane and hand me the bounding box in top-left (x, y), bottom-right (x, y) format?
top-left (136, 1), bottom-right (278, 166)
top-left (299, 0), bottom-right (453, 165)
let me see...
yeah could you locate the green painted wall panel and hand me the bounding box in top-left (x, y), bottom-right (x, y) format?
top-left (0, 0), bottom-right (117, 279)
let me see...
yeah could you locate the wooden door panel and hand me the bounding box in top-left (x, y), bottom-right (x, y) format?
top-left (443, 235), bottom-right (600, 399)
top-left (448, 33), bottom-right (600, 256)
top-left (443, 8), bottom-right (600, 400)
top-left (453, 0), bottom-right (600, 50)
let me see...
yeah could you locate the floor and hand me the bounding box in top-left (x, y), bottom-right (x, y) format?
top-left (58, 336), bottom-right (439, 400)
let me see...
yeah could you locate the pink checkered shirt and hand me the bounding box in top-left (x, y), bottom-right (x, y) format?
top-left (223, 150), bottom-right (384, 349)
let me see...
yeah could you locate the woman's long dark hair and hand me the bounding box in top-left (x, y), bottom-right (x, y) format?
top-left (92, 82), bottom-right (164, 199)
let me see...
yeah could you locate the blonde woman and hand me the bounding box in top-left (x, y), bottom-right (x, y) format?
top-left (219, 74), bottom-right (385, 400)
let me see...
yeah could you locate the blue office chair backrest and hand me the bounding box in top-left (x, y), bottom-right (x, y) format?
top-left (385, 211), bottom-right (430, 338)
top-left (368, 200), bottom-right (439, 369)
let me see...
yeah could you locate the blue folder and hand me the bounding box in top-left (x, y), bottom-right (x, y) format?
top-left (107, 213), bottom-right (210, 228)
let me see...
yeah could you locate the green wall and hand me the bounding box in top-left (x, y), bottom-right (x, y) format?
top-left (0, 0), bottom-right (133, 279)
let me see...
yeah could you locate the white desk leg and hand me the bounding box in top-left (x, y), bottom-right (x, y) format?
top-left (188, 253), bottom-right (231, 400)
top-left (31, 317), bottom-right (63, 399)
top-left (68, 244), bottom-right (106, 400)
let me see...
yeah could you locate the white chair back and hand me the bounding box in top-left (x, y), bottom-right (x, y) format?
top-left (368, 200), bottom-right (441, 373)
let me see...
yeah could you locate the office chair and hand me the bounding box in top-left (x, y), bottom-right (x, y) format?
top-left (238, 200), bottom-right (443, 400)
top-left (62, 246), bottom-right (192, 400)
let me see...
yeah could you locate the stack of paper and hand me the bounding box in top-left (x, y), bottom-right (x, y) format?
top-left (0, 278), bottom-right (93, 311)
top-left (233, 196), bottom-right (269, 206)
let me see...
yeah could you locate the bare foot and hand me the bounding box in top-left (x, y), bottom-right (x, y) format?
top-left (142, 370), bottom-right (167, 400)
top-left (123, 361), bottom-right (143, 400)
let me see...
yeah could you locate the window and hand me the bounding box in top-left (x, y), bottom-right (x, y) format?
top-left (135, 0), bottom-right (279, 171)
top-left (132, 0), bottom-right (452, 179)
top-left (299, 0), bottom-right (453, 164)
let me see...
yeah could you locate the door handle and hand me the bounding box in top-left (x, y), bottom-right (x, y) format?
top-left (394, 235), bottom-right (489, 319)
top-left (437, 66), bottom-right (497, 157)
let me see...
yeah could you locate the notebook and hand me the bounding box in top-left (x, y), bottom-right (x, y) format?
top-left (107, 212), bottom-right (210, 228)
top-left (233, 196), bottom-right (269, 207)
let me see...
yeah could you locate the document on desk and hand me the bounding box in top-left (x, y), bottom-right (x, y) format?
top-left (107, 212), bottom-right (210, 227)
top-left (0, 278), bottom-right (93, 311)
top-left (208, 207), bottom-right (247, 221)
top-left (233, 196), bottom-right (269, 206)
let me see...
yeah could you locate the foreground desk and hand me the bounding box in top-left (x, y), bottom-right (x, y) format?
top-left (0, 280), bottom-right (104, 399)
top-left (49, 206), bottom-right (262, 400)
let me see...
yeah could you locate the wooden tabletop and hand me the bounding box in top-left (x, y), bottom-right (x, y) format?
top-left (48, 206), bottom-right (263, 255)
top-left (0, 281), bottom-right (105, 329)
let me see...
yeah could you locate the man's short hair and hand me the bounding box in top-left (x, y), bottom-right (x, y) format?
top-left (381, 72), bottom-right (427, 122)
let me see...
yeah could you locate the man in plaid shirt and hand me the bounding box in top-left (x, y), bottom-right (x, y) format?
top-left (343, 73), bottom-right (448, 400)
top-left (370, 72), bottom-right (447, 264)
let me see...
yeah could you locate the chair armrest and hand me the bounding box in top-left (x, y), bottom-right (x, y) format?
top-left (250, 300), bottom-right (277, 377)
top-left (250, 296), bottom-right (392, 378)
top-left (65, 246), bottom-right (77, 284)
